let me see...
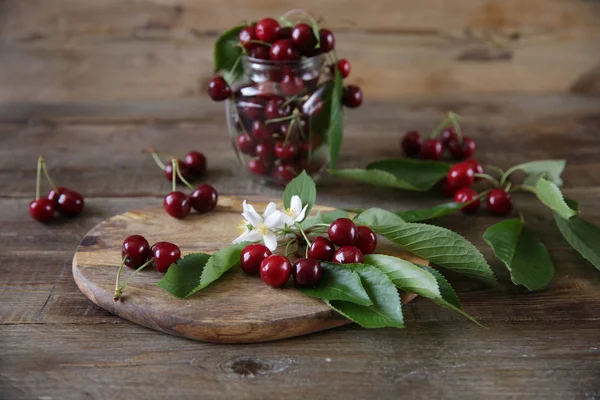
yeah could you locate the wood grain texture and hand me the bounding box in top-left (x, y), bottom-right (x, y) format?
top-left (72, 197), bottom-right (422, 343)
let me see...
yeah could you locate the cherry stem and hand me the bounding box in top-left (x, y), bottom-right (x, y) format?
top-left (295, 223), bottom-right (312, 258)
top-left (282, 92), bottom-right (307, 108)
top-left (485, 165), bottom-right (505, 177)
top-left (515, 184), bottom-right (536, 194)
top-left (504, 181), bottom-right (513, 192)
top-left (500, 165), bottom-right (522, 187)
top-left (173, 158), bottom-right (194, 190)
top-left (447, 112), bottom-right (463, 143)
top-left (152, 151), bottom-right (166, 171)
top-left (265, 114), bottom-right (295, 125)
top-left (171, 159), bottom-right (177, 192)
top-left (476, 189), bottom-right (492, 200)
top-left (114, 256), bottom-right (127, 297)
top-left (114, 258), bottom-right (154, 301)
top-left (35, 156), bottom-right (43, 201)
top-left (475, 173), bottom-right (501, 187)
top-left (40, 158), bottom-right (58, 192)
top-left (429, 116), bottom-right (452, 139)
top-left (285, 117), bottom-right (297, 144)
top-left (244, 39), bottom-right (272, 47)
top-left (284, 238), bottom-right (297, 257)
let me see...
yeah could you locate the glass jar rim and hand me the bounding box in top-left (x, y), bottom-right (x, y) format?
top-left (242, 53), bottom-right (326, 71)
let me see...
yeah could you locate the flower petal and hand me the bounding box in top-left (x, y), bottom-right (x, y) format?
top-left (233, 229), bottom-right (260, 244)
top-left (295, 204), bottom-right (309, 222)
top-left (263, 232), bottom-right (278, 251)
top-left (263, 202), bottom-right (278, 218)
top-left (242, 202), bottom-right (262, 226)
top-left (264, 210), bottom-right (283, 229)
top-left (290, 195), bottom-right (302, 214)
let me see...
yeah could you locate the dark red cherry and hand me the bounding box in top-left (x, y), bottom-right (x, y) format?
top-left (47, 186), bottom-right (67, 204)
top-left (402, 131), bottom-right (422, 157)
top-left (240, 244), bottom-right (271, 275)
top-left (208, 76), bottom-right (231, 101)
top-left (319, 29), bottom-right (335, 52)
top-left (237, 134), bottom-right (256, 155)
top-left (355, 226), bottom-right (377, 254)
top-left (308, 236), bottom-right (335, 261)
top-left (151, 242), bottom-right (181, 273)
top-left (447, 162), bottom-right (475, 190)
top-left (440, 178), bottom-right (458, 197)
top-left (270, 39), bottom-right (300, 62)
top-left (121, 235), bottom-right (151, 269)
top-left (163, 191), bottom-right (191, 219)
top-left (448, 136), bottom-right (476, 160)
top-left (239, 25), bottom-right (258, 50)
top-left (184, 151), bottom-right (206, 177)
top-left (260, 255), bottom-right (292, 287)
top-left (336, 59), bottom-right (351, 78)
top-left (292, 258), bottom-right (323, 288)
top-left (56, 189), bottom-right (84, 217)
top-left (190, 184), bottom-right (218, 213)
top-left (256, 142), bottom-right (275, 162)
top-left (464, 158), bottom-right (484, 177)
top-left (420, 139), bottom-right (443, 160)
top-left (29, 199), bottom-right (55, 223)
top-left (440, 127), bottom-right (456, 148)
top-left (240, 98), bottom-right (265, 121)
top-left (332, 245), bottom-right (364, 264)
top-left (487, 189), bottom-right (513, 216)
top-left (454, 188), bottom-right (480, 214)
top-left (251, 120), bottom-right (272, 142)
top-left (265, 97), bottom-right (291, 120)
top-left (274, 141), bottom-right (299, 160)
top-left (291, 23), bottom-right (317, 53)
top-left (279, 27), bottom-right (292, 39)
top-left (249, 45), bottom-right (271, 60)
top-left (342, 85), bottom-right (363, 108)
top-left (248, 158), bottom-right (269, 176)
top-left (255, 18), bottom-right (281, 43)
top-left (280, 68), bottom-right (304, 96)
top-left (164, 159), bottom-right (192, 183)
top-left (328, 218), bottom-right (358, 246)
top-left (272, 163), bottom-right (299, 184)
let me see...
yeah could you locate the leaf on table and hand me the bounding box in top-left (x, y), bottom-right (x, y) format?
top-left (191, 243), bottom-right (248, 294)
top-left (534, 177), bottom-right (578, 220)
top-left (328, 69), bottom-right (344, 170)
top-left (555, 211), bottom-right (600, 272)
top-left (326, 263), bottom-right (404, 328)
top-left (214, 25), bottom-right (245, 84)
top-left (157, 253), bottom-right (211, 298)
top-left (367, 158), bottom-right (450, 191)
top-left (508, 160), bottom-right (566, 186)
top-left (332, 168), bottom-right (424, 190)
top-left (483, 219), bottom-right (554, 291)
top-left (396, 202), bottom-right (464, 222)
top-left (283, 170), bottom-right (317, 218)
top-left (356, 208), bottom-right (496, 285)
top-left (297, 263), bottom-right (372, 306)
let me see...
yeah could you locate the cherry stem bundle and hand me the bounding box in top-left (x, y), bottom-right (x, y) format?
top-left (295, 223), bottom-right (312, 258)
top-left (173, 159), bottom-right (195, 190)
top-left (114, 258), bottom-right (154, 301)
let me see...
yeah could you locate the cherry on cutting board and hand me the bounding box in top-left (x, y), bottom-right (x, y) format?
top-left (151, 242), bottom-right (181, 273)
top-left (240, 244), bottom-right (272, 275)
top-left (308, 236), bottom-right (335, 262)
top-left (292, 258), bottom-right (323, 288)
top-left (260, 254), bottom-right (292, 287)
top-left (190, 184), bottom-right (218, 213)
top-left (122, 235), bottom-right (151, 269)
top-left (332, 245), bottom-right (364, 264)
top-left (163, 191), bottom-right (191, 219)
top-left (328, 218), bottom-right (358, 246)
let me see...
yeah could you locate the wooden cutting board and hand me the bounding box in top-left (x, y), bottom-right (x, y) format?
top-left (72, 196), bottom-right (427, 343)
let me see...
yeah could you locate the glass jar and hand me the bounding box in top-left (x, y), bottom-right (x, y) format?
top-left (226, 54), bottom-right (332, 185)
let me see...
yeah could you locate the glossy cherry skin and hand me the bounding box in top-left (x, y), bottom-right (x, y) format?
top-left (448, 136), bottom-right (476, 160)
top-left (280, 68), bottom-right (304, 96)
top-left (238, 25), bottom-right (258, 50)
top-left (454, 188), bottom-right (480, 214)
top-left (255, 18), bottom-right (281, 43)
top-left (291, 23), bottom-right (317, 53)
top-left (336, 59), bottom-right (351, 78)
top-left (185, 151), bottom-right (206, 176)
top-left (260, 255), bottom-right (292, 287)
top-left (272, 163), bottom-right (299, 184)
top-left (420, 139), bottom-right (443, 160)
top-left (56, 189), bottom-right (84, 217)
top-left (151, 242), bottom-right (181, 273)
top-left (270, 39), bottom-right (300, 62)
top-left (249, 45), bottom-right (271, 60)
top-left (237, 134), bottom-right (256, 155)
top-left (342, 85), bottom-right (363, 108)
top-left (208, 76), bottom-right (231, 101)
top-left (465, 158), bottom-right (484, 177)
top-left (265, 97), bottom-right (290, 120)
top-left (190, 184), bottom-right (218, 213)
top-left (240, 244), bottom-right (271, 275)
top-left (47, 186), bottom-right (67, 204)
top-left (402, 131), bottom-right (422, 157)
top-left (164, 159), bottom-right (192, 183)
top-left (440, 178), bottom-right (458, 197)
top-left (319, 29), bottom-right (335, 52)
top-left (163, 191), bottom-right (191, 219)
top-left (293, 258), bottom-right (323, 288)
top-left (328, 218), bottom-right (358, 246)
top-left (121, 235), bottom-right (151, 269)
top-left (332, 245), bottom-right (364, 264)
top-left (440, 127), bottom-right (456, 148)
top-left (274, 141), bottom-right (299, 160)
top-left (308, 236), bottom-right (336, 261)
top-left (447, 162), bottom-right (475, 190)
top-left (279, 27), bottom-right (292, 39)
top-left (256, 142), bottom-right (275, 162)
top-left (251, 120), bottom-right (272, 142)
top-left (356, 226), bottom-right (377, 254)
top-left (29, 199), bottom-right (55, 223)
top-left (487, 189), bottom-right (513, 216)
top-left (248, 158), bottom-right (269, 176)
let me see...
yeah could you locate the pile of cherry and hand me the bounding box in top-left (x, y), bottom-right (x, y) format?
top-left (114, 234), bottom-right (182, 300)
top-left (151, 150), bottom-right (218, 219)
top-left (29, 156), bottom-right (85, 223)
top-left (240, 217), bottom-right (377, 288)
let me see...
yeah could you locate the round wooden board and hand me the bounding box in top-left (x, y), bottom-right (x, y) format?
top-left (73, 196), bottom-right (427, 343)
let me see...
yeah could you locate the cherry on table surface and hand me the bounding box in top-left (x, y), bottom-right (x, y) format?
top-left (164, 159), bottom-right (192, 183)
top-left (342, 85), bottom-right (363, 108)
top-left (249, 45), bottom-right (271, 60)
top-left (448, 136), bottom-right (476, 160)
top-left (454, 188), bottom-right (480, 214)
top-left (274, 141), bottom-right (299, 160)
top-left (401, 131), bottom-right (422, 158)
top-left (465, 159), bottom-right (484, 177)
top-left (185, 151), bottom-right (206, 177)
top-left (420, 139), bottom-right (443, 160)
top-left (163, 191), bottom-right (191, 219)
top-left (336, 59), bottom-right (351, 78)
top-left (291, 23), bottom-right (317, 53)
top-left (29, 199), bottom-right (55, 223)
top-left (447, 162), bottom-right (475, 190)
top-left (319, 29), bottom-right (335, 52)
top-left (487, 189), bottom-right (513, 216)
top-left (328, 218), bottom-right (358, 246)
top-left (332, 245), bottom-right (364, 264)
top-left (151, 242), bottom-right (181, 273)
top-left (255, 18), bottom-right (281, 43)
top-left (260, 254), bottom-right (292, 287)
top-left (440, 178), bottom-right (458, 197)
top-left (122, 235), bottom-right (151, 269)
top-left (293, 258), bottom-right (323, 288)
top-left (240, 244), bottom-right (271, 275)
top-left (47, 186), bottom-right (67, 204)
top-left (56, 189), bottom-right (84, 217)
top-left (308, 236), bottom-right (336, 261)
top-left (238, 25), bottom-right (258, 50)
top-left (355, 226), bottom-right (377, 254)
top-left (248, 158), bottom-right (270, 176)
top-left (190, 184), bottom-right (218, 213)
top-left (270, 39), bottom-right (300, 62)
top-left (208, 76), bottom-right (231, 101)
top-left (440, 127), bottom-right (456, 148)
top-left (237, 134), bottom-right (257, 155)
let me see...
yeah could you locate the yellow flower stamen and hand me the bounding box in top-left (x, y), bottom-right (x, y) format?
top-left (237, 219), bottom-right (249, 235)
top-left (285, 207), bottom-right (296, 217)
top-left (255, 223), bottom-right (268, 237)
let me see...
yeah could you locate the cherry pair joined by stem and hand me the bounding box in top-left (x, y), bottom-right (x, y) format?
top-left (122, 236), bottom-right (180, 273)
top-left (164, 184), bottom-right (218, 219)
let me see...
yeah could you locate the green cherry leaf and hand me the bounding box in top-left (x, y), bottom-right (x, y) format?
top-left (328, 68), bottom-right (344, 171)
top-left (332, 168), bottom-right (423, 191)
top-left (534, 177), bottom-right (578, 220)
top-left (396, 202), bottom-right (464, 222)
top-left (214, 25), bottom-right (245, 84)
top-left (297, 263), bottom-right (372, 306)
top-left (157, 253), bottom-right (211, 298)
top-left (367, 159), bottom-right (450, 191)
top-left (283, 170), bottom-right (316, 218)
top-left (506, 159), bottom-right (566, 186)
top-left (326, 263), bottom-right (404, 329)
top-left (355, 208), bottom-right (496, 285)
top-left (555, 210), bottom-right (600, 272)
top-left (483, 219), bottom-right (554, 291)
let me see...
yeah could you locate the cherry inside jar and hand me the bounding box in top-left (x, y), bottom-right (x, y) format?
top-left (226, 54), bottom-right (330, 185)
